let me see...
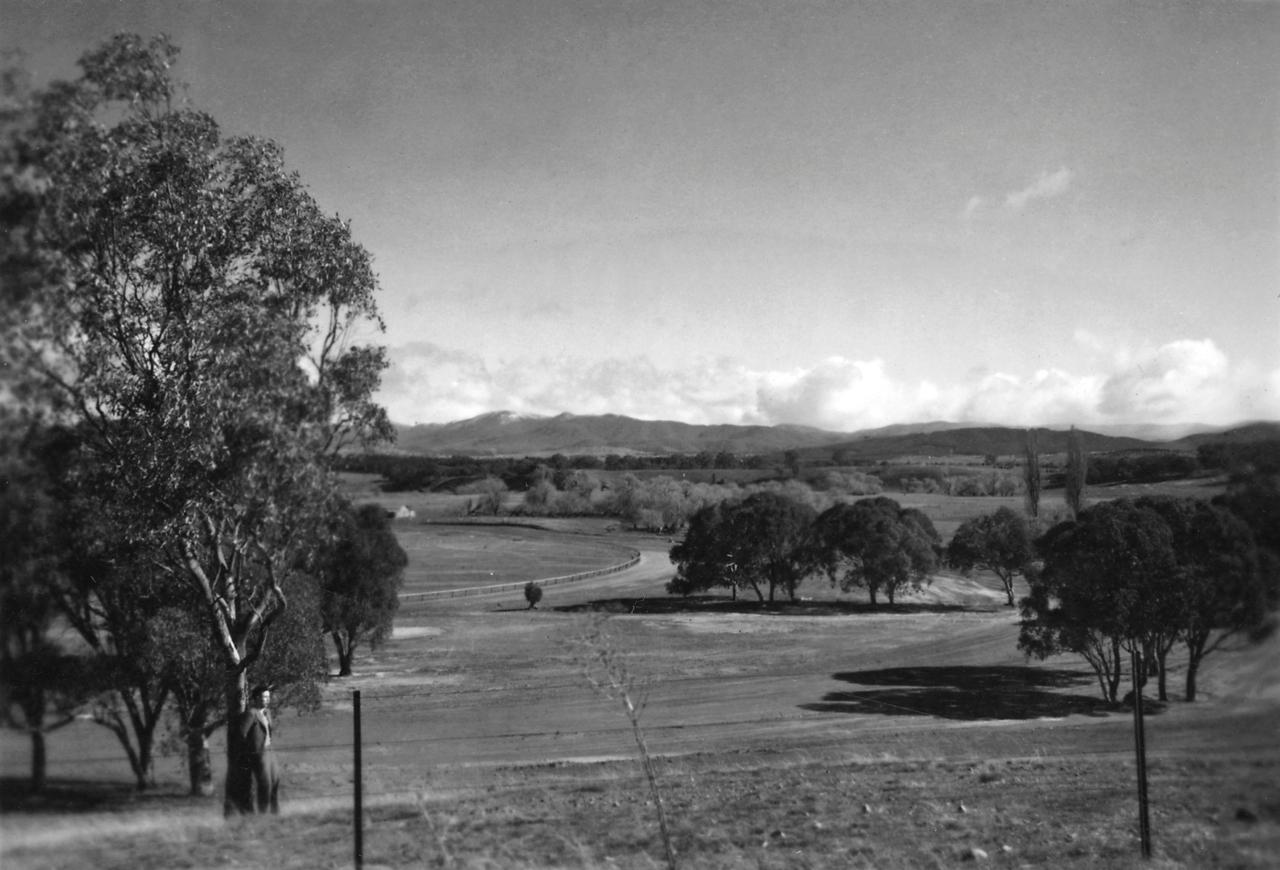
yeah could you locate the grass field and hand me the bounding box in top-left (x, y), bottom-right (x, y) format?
top-left (394, 524), bottom-right (637, 593)
top-left (3, 478), bottom-right (1276, 869)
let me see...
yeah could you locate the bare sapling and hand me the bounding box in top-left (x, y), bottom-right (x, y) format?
top-left (571, 615), bottom-right (678, 870)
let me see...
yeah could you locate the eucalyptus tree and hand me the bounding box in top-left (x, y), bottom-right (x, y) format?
top-left (0, 421), bottom-right (92, 793)
top-left (669, 492), bottom-right (816, 602)
top-left (1134, 496), bottom-right (1271, 701)
top-left (726, 491), bottom-right (817, 603)
top-left (810, 497), bottom-right (940, 606)
top-left (946, 506), bottom-right (1035, 606)
top-left (317, 502), bottom-right (408, 676)
top-left (1020, 501), bottom-right (1178, 703)
top-left (0, 33), bottom-right (391, 801)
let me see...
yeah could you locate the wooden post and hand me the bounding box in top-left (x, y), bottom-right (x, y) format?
top-left (1130, 648), bottom-right (1152, 859)
top-left (354, 689), bottom-right (363, 869)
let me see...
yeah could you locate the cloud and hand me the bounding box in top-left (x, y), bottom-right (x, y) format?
top-left (377, 338), bottom-right (1279, 430)
top-left (1004, 166), bottom-right (1073, 210)
top-left (961, 195), bottom-right (985, 221)
top-left (755, 357), bottom-right (927, 431)
top-left (1098, 339), bottom-right (1236, 420)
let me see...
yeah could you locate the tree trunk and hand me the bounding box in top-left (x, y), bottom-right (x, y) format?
top-left (1185, 638), bottom-right (1207, 702)
top-left (30, 730), bottom-right (47, 794)
top-left (333, 631), bottom-right (354, 677)
top-left (186, 718), bottom-right (214, 796)
top-left (134, 733), bottom-right (154, 791)
top-left (997, 571), bottom-right (1015, 606)
top-left (1107, 638), bottom-right (1123, 704)
top-left (223, 669), bottom-right (248, 816)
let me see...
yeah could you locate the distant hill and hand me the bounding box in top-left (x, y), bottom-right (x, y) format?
top-left (393, 412), bottom-right (849, 457)
top-left (1178, 421), bottom-right (1280, 448)
top-left (799, 426), bottom-right (1161, 462)
top-left (388, 412), bottom-right (1277, 460)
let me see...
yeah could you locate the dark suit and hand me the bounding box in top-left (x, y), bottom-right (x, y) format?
top-left (225, 708), bottom-right (280, 814)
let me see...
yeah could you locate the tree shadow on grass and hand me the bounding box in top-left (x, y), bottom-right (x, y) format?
top-left (800, 666), bottom-right (1126, 721)
top-left (555, 596), bottom-right (984, 616)
top-left (0, 777), bottom-right (195, 814)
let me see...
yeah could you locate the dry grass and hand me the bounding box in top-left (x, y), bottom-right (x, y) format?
top-left (5, 752), bottom-right (1277, 869)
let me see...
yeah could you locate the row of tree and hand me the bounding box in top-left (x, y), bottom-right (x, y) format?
top-left (667, 477), bottom-right (1279, 705)
top-left (1021, 484), bottom-right (1278, 703)
top-left (669, 494), bottom-right (942, 605)
top-left (0, 35), bottom-right (404, 799)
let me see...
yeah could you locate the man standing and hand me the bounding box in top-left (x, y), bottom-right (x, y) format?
top-left (227, 683), bottom-right (280, 814)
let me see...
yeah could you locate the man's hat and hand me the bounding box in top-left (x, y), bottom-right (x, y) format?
top-left (250, 683), bottom-right (274, 697)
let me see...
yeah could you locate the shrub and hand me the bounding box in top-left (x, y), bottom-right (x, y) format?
top-left (523, 581), bottom-right (543, 610)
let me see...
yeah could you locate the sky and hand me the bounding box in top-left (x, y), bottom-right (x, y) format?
top-left (5, 0), bottom-right (1278, 431)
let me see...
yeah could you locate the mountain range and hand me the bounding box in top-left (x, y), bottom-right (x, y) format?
top-left (390, 412), bottom-right (1280, 459)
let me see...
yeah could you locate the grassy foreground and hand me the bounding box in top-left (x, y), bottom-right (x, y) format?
top-left (4, 750), bottom-right (1278, 869)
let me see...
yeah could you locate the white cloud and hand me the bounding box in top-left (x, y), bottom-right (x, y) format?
top-left (1004, 166), bottom-right (1073, 210)
top-left (376, 338), bottom-right (1278, 430)
top-left (1099, 339), bottom-right (1237, 420)
top-left (961, 195), bottom-right (985, 221)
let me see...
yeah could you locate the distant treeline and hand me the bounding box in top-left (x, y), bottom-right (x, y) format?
top-left (332, 438), bottom-right (1280, 494)
top-left (331, 451), bottom-right (776, 492)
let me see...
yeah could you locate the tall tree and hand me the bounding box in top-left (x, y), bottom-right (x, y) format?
top-left (1023, 429), bottom-right (1042, 524)
top-left (317, 502), bottom-right (408, 677)
top-left (0, 420), bottom-right (92, 793)
top-left (946, 507), bottom-right (1036, 607)
top-left (668, 501), bottom-right (736, 597)
top-left (669, 492), bottom-right (815, 602)
top-left (1, 35), bottom-right (390, 805)
top-left (726, 491), bottom-right (817, 603)
top-left (1135, 496), bottom-right (1272, 701)
top-left (1020, 501), bottom-right (1178, 703)
top-left (1064, 426), bottom-right (1088, 520)
top-left (811, 497), bottom-right (939, 606)
top-left (160, 568), bottom-right (326, 795)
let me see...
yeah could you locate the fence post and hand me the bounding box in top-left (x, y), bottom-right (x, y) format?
top-left (1130, 648), bottom-right (1152, 859)
top-left (354, 689), bottom-right (363, 869)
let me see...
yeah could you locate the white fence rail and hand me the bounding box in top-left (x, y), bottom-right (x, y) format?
top-left (398, 548), bottom-right (642, 605)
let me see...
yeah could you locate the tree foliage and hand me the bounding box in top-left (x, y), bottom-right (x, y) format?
top-left (1023, 429), bottom-right (1042, 523)
top-left (0, 34), bottom-right (391, 803)
top-left (946, 507), bottom-right (1035, 606)
top-left (810, 497), bottom-right (940, 605)
top-left (1064, 425), bottom-right (1087, 520)
top-left (0, 421), bottom-right (93, 792)
top-left (317, 503), bottom-right (407, 677)
top-left (669, 492), bottom-right (816, 603)
top-left (1020, 500), bottom-right (1176, 703)
top-left (524, 581), bottom-right (544, 609)
top-left (1020, 497), bottom-right (1273, 704)
top-left (1136, 495), bottom-right (1274, 701)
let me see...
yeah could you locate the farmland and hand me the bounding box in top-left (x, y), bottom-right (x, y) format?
top-left (2, 485), bottom-right (1278, 869)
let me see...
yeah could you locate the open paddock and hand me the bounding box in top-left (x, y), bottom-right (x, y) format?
top-left (2, 477), bottom-right (1272, 869)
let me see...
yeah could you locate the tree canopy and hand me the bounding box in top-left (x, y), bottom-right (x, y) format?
top-left (810, 497), bottom-right (940, 605)
top-left (946, 506), bottom-right (1035, 606)
top-left (317, 503), bottom-right (408, 676)
top-left (669, 492), bottom-right (816, 603)
top-left (1019, 497), bottom-right (1273, 704)
top-left (0, 34), bottom-right (391, 803)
